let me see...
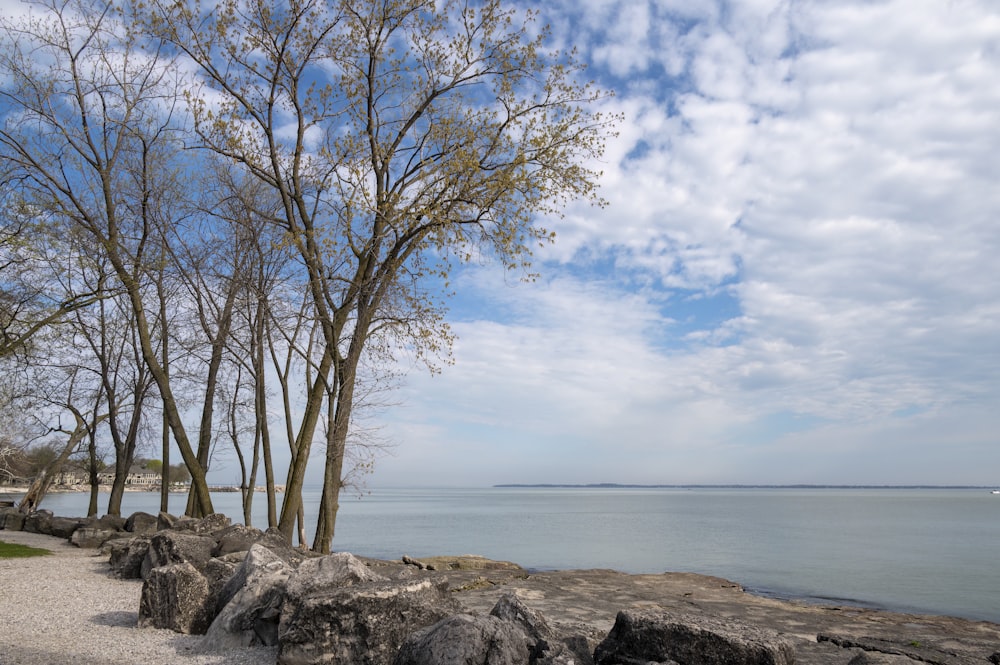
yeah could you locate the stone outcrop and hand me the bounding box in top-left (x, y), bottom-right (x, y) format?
top-left (124, 511), bottom-right (158, 535)
top-left (138, 561), bottom-right (214, 634)
top-left (593, 609), bottom-right (796, 665)
top-left (278, 575), bottom-right (460, 665)
top-left (394, 613), bottom-right (531, 665)
top-left (202, 544), bottom-right (293, 649)
top-left (107, 535), bottom-right (153, 579)
top-left (142, 530), bottom-right (216, 577)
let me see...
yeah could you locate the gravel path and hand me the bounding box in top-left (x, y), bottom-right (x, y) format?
top-left (0, 530), bottom-right (277, 665)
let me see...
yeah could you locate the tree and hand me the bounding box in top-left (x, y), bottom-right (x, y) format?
top-left (0, 0), bottom-right (216, 515)
top-left (145, 0), bottom-right (614, 551)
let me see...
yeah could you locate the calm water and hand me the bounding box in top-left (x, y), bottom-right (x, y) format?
top-left (5, 486), bottom-right (999, 623)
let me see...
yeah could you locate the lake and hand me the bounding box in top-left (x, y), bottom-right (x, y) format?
top-left (5, 485), bottom-right (998, 624)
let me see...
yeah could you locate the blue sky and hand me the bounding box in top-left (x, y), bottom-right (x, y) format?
top-left (5, 0), bottom-right (995, 489)
top-left (364, 0), bottom-right (1000, 487)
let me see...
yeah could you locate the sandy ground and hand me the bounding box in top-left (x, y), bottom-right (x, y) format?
top-left (0, 530), bottom-right (277, 665)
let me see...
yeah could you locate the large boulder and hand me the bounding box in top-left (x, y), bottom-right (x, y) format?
top-left (22, 510), bottom-right (53, 535)
top-left (138, 561), bottom-right (214, 634)
top-left (125, 511), bottom-right (159, 535)
top-left (278, 577), bottom-right (460, 665)
top-left (489, 593), bottom-right (588, 665)
top-left (169, 512), bottom-right (231, 535)
top-left (2, 510), bottom-right (25, 531)
top-left (107, 536), bottom-right (152, 579)
top-left (47, 516), bottom-right (84, 539)
top-left (393, 614), bottom-right (531, 665)
top-left (142, 530), bottom-right (216, 577)
top-left (213, 524), bottom-right (266, 557)
top-left (286, 552), bottom-right (386, 596)
top-left (593, 610), bottom-right (796, 665)
top-left (71, 525), bottom-right (119, 549)
top-left (202, 544), bottom-right (294, 649)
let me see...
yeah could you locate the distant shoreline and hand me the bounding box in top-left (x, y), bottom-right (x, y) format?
top-left (493, 483), bottom-right (996, 489)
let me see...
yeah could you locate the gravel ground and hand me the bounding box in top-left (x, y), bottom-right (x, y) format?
top-left (0, 530), bottom-right (277, 665)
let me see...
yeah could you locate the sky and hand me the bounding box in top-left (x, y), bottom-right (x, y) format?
top-left (363, 0), bottom-right (1000, 488)
top-left (3, 0), bottom-right (997, 489)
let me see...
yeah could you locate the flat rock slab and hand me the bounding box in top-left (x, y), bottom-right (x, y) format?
top-left (384, 567), bottom-right (1000, 665)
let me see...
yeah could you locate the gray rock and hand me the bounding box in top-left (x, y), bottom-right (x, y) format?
top-left (285, 551), bottom-right (387, 598)
top-left (71, 526), bottom-right (119, 549)
top-left (138, 561), bottom-right (213, 634)
top-left (172, 512), bottom-right (231, 535)
top-left (593, 610), bottom-right (795, 665)
top-left (94, 514), bottom-right (127, 531)
top-left (3, 510), bottom-right (25, 531)
top-left (203, 557), bottom-right (239, 607)
top-left (157, 511), bottom-right (179, 531)
top-left (48, 516), bottom-right (84, 539)
top-left (107, 536), bottom-right (152, 579)
top-left (142, 530), bottom-right (216, 577)
top-left (125, 511), bottom-right (159, 534)
top-left (213, 524), bottom-right (266, 556)
top-left (818, 634), bottom-right (985, 665)
top-left (848, 653), bottom-right (923, 664)
top-left (23, 510), bottom-right (53, 534)
top-left (278, 577), bottom-right (460, 665)
top-left (393, 613), bottom-right (531, 665)
top-left (202, 545), bottom-right (294, 649)
top-left (489, 593), bottom-right (587, 665)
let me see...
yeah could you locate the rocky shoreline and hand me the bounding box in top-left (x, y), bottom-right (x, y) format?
top-left (2, 506), bottom-right (999, 664)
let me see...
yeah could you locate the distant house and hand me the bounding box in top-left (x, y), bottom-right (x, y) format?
top-left (96, 463), bottom-right (161, 487)
top-left (53, 469), bottom-right (87, 486)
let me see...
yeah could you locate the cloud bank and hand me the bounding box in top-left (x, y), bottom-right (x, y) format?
top-left (373, 0), bottom-right (1000, 487)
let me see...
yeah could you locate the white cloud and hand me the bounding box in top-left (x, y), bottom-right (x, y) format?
top-left (374, 0), bottom-right (1000, 487)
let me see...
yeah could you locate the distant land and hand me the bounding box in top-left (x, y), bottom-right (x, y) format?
top-left (493, 483), bottom-right (994, 489)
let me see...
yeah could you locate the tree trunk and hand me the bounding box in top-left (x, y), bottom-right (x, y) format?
top-left (18, 418), bottom-right (88, 514)
top-left (276, 349), bottom-right (333, 543)
top-left (87, 428), bottom-right (99, 517)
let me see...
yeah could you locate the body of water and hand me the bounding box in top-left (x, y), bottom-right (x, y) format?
top-left (4, 485), bottom-right (998, 624)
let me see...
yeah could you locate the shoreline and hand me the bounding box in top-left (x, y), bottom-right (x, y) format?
top-left (2, 528), bottom-right (998, 665)
top-left (0, 486), bottom-right (1000, 623)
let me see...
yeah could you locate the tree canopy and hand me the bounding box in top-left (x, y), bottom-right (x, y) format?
top-left (0, 0), bottom-right (615, 550)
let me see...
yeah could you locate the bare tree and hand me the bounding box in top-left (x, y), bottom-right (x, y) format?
top-left (0, 0), bottom-right (215, 515)
top-left (144, 0), bottom-right (614, 551)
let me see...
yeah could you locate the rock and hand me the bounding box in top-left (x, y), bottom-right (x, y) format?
top-left (107, 536), bottom-right (152, 579)
top-left (142, 531), bottom-right (216, 577)
top-left (848, 653), bottom-right (923, 664)
top-left (489, 593), bottom-right (587, 665)
top-left (818, 634), bottom-right (986, 665)
top-left (393, 614), bottom-right (531, 665)
top-left (201, 545), bottom-right (294, 649)
top-left (71, 526), bottom-right (119, 549)
top-left (413, 554), bottom-right (523, 572)
top-left (22, 510), bottom-right (54, 535)
top-left (278, 577), bottom-right (460, 665)
top-left (213, 524), bottom-right (266, 556)
top-left (593, 610), bottom-right (795, 665)
top-left (285, 551), bottom-right (387, 597)
top-left (177, 513), bottom-right (231, 535)
top-left (138, 561), bottom-right (213, 634)
top-left (47, 516), bottom-right (84, 539)
top-left (94, 514), bottom-right (127, 531)
top-left (157, 511), bottom-right (179, 531)
top-left (202, 557), bottom-right (239, 608)
top-left (125, 511), bottom-right (159, 534)
top-left (3, 510), bottom-right (25, 531)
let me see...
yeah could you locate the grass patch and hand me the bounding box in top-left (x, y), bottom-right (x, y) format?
top-left (0, 539), bottom-right (52, 558)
